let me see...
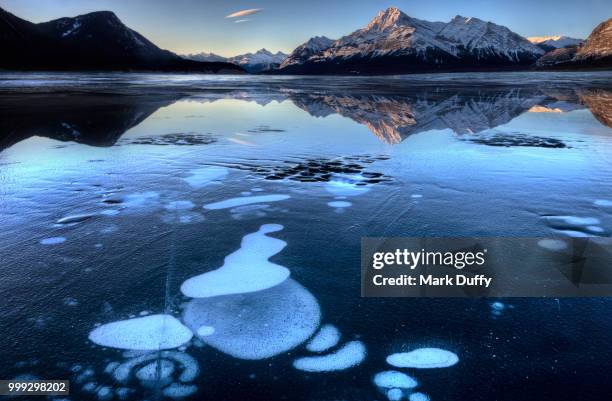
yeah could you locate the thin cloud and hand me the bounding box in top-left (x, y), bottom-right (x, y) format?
top-left (234, 19), bottom-right (250, 24)
top-left (225, 8), bottom-right (262, 19)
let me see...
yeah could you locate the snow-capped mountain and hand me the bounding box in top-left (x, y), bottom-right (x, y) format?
top-left (536, 18), bottom-right (612, 69)
top-left (0, 7), bottom-right (244, 72)
top-left (276, 7), bottom-right (544, 74)
top-left (280, 36), bottom-right (335, 69)
top-left (528, 36), bottom-right (584, 51)
top-left (227, 49), bottom-right (288, 73)
top-left (183, 48), bottom-right (288, 73)
top-left (182, 52), bottom-right (227, 63)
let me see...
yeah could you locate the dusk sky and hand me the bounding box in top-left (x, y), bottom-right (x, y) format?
top-left (1, 0), bottom-right (610, 56)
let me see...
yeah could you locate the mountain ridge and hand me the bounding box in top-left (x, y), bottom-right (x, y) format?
top-left (276, 7), bottom-right (545, 74)
top-left (0, 7), bottom-right (244, 73)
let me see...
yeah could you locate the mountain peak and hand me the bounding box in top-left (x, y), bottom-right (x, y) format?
top-left (367, 7), bottom-right (411, 31)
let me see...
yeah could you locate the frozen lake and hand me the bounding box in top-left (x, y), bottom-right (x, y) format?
top-left (1, 72), bottom-right (612, 400)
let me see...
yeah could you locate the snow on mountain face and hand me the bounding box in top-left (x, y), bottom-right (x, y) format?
top-left (183, 48), bottom-right (288, 72)
top-left (280, 36), bottom-right (335, 68)
top-left (228, 49), bottom-right (287, 68)
top-left (438, 16), bottom-right (545, 61)
top-left (528, 36), bottom-right (584, 48)
top-left (278, 7), bottom-right (543, 73)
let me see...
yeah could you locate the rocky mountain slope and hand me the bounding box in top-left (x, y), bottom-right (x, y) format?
top-left (277, 7), bottom-right (544, 74)
top-left (536, 18), bottom-right (612, 69)
top-left (0, 7), bottom-right (244, 72)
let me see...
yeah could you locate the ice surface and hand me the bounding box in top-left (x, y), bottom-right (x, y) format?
top-left (89, 314), bottom-right (193, 350)
top-left (293, 340), bottom-right (366, 372)
top-left (165, 201), bottom-right (195, 211)
top-left (161, 211), bottom-right (204, 225)
top-left (374, 370), bottom-right (418, 389)
top-left (183, 279), bottom-right (320, 360)
top-left (183, 167), bottom-right (228, 188)
top-left (180, 224), bottom-right (290, 298)
top-left (306, 324), bottom-right (341, 352)
top-left (387, 348), bottom-right (459, 369)
top-left (40, 237), bottom-right (66, 245)
top-left (327, 201), bottom-right (352, 208)
top-left (537, 239), bottom-right (568, 251)
top-left (203, 194), bottom-right (290, 210)
top-left (122, 192), bottom-right (160, 209)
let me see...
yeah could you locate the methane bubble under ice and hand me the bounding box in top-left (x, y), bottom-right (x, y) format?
top-left (89, 315), bottom-right (193, 351)
top-left (183, 279), bottom-right (320, 360)
top-left (327, 201), bottom-right (352, 208)
top-left (387, 348), bottom-right (459, 369)
top-left (409, 393), bottom-right (430, 401)
top-left (293, 340), bottom-right (366, 372)
top-left (183, 166), bottom-right (228, 188)
top-left (40, 237), bottom-right (66, 245)
top-left (180, 224), bottom-right (290, 298)
top-left (373, 371), bottom-right (418, 389)
top-left (203, 194), bottom-right (290, 210)
top-left (537, 239), bottom-right (568, 251)
top-left (306, 324), bottom-right (341, 352)
top-left (387, 388), bottom-right (404, 401)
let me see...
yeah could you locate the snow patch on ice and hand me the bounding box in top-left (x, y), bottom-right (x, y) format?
top-left (204, 194), bottom-right (290, 210)
top-left (89, 314), bottom-right (192, 350)
top-left (306, 324), bottom-right (340, 352)
top-left (293, 340), bottom-right (366, 372)
top-left (387, 348), bottom-right (459, 369)
top-left (180, 224), bottom-right (289, 298)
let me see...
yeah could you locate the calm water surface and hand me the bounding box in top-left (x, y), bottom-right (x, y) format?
top-left (1, 72), bottom-right (612, 401)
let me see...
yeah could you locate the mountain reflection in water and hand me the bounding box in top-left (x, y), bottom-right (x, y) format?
top-left (1, 86), bottom-right (610, 150)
